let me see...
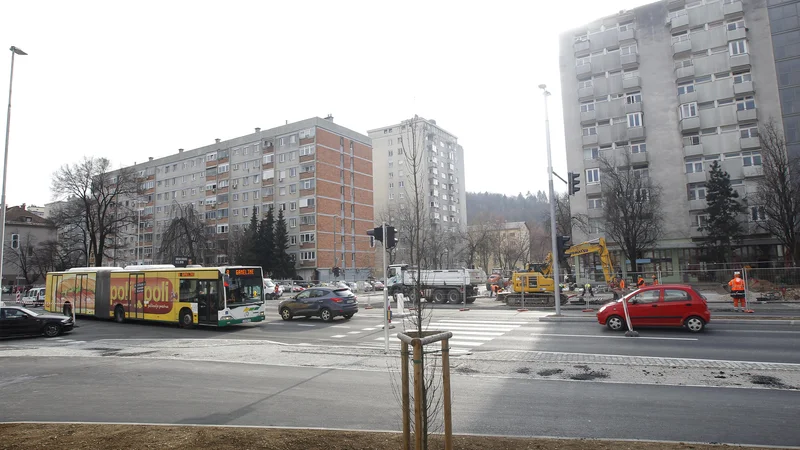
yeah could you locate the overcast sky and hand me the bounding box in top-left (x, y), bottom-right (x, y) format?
top-left (1, 0), bottom-right (653, 208)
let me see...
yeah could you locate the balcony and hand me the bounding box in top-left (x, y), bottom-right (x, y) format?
top-left (724, 0), bottom-right (743, 17)
top-left (727, 27), bottom-right (747, 42)
top-left (684, 143), bottom-right (703, 156)
top-left (624, 102), bottom-right (642, 114)
top-left (629, 151), bottom-right (648, 165)
top-left (688, 199), bottom-right (707, 211)
top-left (670, 13), bottom-right (689, 32)
top-left (690, 227), bottom-right (705, 239)
top-left (627, 126), bottom-right (645, 140)
top-left (620, 53), bottom-right (638, 68)
top-left (743, 165), bottom-right (764, 178)
top-left (672, 39), bottom-right (692, 56)
top-left (667, 0), bottom-right (686, 8)
top-left (578, 86), bottom-right (594, 100)
top-left (675, 64), bottom-right (695, 80)
top-left (619, 28), bottom-right (635, 42)
top-left (576, 63), bottom-right (591, 78)
top-left (740, 136), bottom-right (760, 150)
top-left (582, 134), bottom-right (599, 146)
top-left (622, 76), bottom-right (641, 90)
top-left (680, 116), bottom-right (701, 132)
top-left (678, 90), bottom-right (697, 104)
top-left (730, 53), bottom-right (751, 70)
top-left (588, 208), bottom-right (604, 219)
top-left (687, 171), bottom-right (707, 184)
top-left (574, 39), bottom-right (590, 54)
top-left (737, 108), bottom-right (757, 122)
top-left (734, 81), bottom-right (754, 96)
top-left (580, 110), bottom-right (597, 124)
top-left (586, 183), bottom-right (602, 195)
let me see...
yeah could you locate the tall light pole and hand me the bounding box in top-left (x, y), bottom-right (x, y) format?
top-left (539, 84), bottom-right (562, 316)
top-left (0, 46), bottom-right (27, 288)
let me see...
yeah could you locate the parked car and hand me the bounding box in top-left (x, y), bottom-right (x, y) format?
top-left (372, 281), bottom-right (385, 290)
top-left (263, 279), bottom-right (284, 299)
top-left (2, 285), bottom-right (11, 294)
top-left (291, 285), bottom-right (305, 293)
top-left (0, 306), bottom-right (75, 338)
top-left (20, 287), bottom-right (45, 307)
top-left (597, 284), bottom-right (711, 333)
top-left (279, 287), bottom-right (358, 322)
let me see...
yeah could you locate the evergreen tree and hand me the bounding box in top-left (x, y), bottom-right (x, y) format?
top-left (259, 207), bottom-right (275, 276)
top-left (700, 161), bottom-right (744, 263)
top-left (273, 208), bottom-right (294, 279)
top-left (241, 207), bottom-right (260, 266)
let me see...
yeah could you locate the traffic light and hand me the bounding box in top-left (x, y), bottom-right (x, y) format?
top-left (366, 226), bottom-right (384, 243)
top-left (568, 171), bottom-right (581, 196)
top-left (556, 235), bottom-right (571, 258)
top-left (332, 266), bottom-right (340, 277)
top-left (385, 226), bottom-right (399, 249)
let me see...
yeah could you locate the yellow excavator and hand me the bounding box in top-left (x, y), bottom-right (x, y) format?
top-left (497, 238), bottom-right (616, 307)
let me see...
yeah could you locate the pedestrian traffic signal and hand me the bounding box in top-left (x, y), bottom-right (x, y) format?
top-left (568, 171), bottom-right (581, 196)
top-left (386, 226), bottom-right (398, 249)
top-left (556, 235), bottom-right (571, 258)
top-left (366, 226), bottom-right (384, 243)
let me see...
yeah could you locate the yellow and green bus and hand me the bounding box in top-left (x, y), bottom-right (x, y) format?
top-left (44, 265), bottom-right (266, 327)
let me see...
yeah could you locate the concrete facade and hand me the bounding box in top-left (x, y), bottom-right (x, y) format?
top-left (108, 117), bottom-right (373, 282)
top-left (767, 0), bottom-right (800, 160)
top-left (1, 205), bottom-right (57, 287)
top-left (560, 0), bottom-right (785, 282)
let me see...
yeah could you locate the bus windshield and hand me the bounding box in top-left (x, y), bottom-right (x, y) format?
top-left (224, 269), bottom-right (264, 307)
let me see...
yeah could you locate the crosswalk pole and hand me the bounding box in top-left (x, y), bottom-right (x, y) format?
top-left (383, 222), bottom-right (390, 353)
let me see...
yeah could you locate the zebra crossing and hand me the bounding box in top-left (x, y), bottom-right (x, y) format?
top-left (371, 318), bottom-right (528, 355)
top-left (49, 337), bottom-right (87, 345)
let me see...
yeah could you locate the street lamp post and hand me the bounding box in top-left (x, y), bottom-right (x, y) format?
top-left (539, 84), bottom-right (562, 316)
top-left (0, 46), bottom-right (27, 288)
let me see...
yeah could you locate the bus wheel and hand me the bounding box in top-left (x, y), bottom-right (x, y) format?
top-left (63, 304), bottom-right (72, 317)
top-left (114, 305), bottom-right (125, 323)
top-left (180, 309), bottom-right (194, 328)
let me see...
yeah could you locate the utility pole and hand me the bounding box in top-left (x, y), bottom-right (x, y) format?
top-left (540, 84), bottom-right (562, 316)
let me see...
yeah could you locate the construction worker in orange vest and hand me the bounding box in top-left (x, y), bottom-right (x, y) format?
top-left (637, 275), bottom-right (645, 288)
top-left (619, 278), bottom-right (626, 291)
top-left (651, 274), bottom-right (659, 285)
top-left (728, 271), bottom-right (746, 312)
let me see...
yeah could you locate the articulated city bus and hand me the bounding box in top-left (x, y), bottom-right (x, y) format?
top-left (44, 265), bottom-right (266, 327)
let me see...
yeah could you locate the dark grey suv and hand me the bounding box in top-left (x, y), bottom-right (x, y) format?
top-left (279, 287), bottom-right (358, 322)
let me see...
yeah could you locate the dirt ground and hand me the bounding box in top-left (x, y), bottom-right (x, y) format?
top-left (0, 423), bottom-right (776, 450)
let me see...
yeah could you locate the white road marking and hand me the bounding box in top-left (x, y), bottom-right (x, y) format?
top-left (331, 335), bottom-right (347, 338)
top-left (347, 331), bottom-right (361, 335)
top-left (531, 333), bottom-right (698, 341)
top-left (436, 320), bottom-right (529, 325)
top-left (361, 328), bottom-right (377, 331)
top-left (297, 324), bottom-right (316, 327)
top-left (331, 325), bottom-right (351, 329)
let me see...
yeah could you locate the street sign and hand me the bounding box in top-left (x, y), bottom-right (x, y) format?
top-left (174, 256), bottom-right (189, 268)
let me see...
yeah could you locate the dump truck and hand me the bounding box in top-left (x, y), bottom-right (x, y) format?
top-left (387, 264), bottom-right (487, 304)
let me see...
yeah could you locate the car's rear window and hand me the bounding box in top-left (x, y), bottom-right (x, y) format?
top-left (333, 288), bottom-right (355, 297)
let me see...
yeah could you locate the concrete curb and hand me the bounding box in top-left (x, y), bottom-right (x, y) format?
top-left (538, 316), bottom-right (800, 325)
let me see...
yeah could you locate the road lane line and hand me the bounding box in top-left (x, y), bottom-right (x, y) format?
top-left (436, 320), bottom-right (529, 325)
top-left (530, 333), bottom-right (698, 341)
top-left (297, 324), bottom-right (316, 327)
top-left (361, 328), bottom-right (377, 331)
top-left (331, 325), bottom-right (351, 329)
top-left (331, 335), bottom-right (346, 338)
top-left (347, 331), bottom-right (361, 335)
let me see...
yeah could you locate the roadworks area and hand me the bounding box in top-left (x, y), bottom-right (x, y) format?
top-left (0, 423), bottom-right (787, 450)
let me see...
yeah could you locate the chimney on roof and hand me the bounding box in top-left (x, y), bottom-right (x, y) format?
top-left (324, 114), bottom-right (334, 122)
top-left (21, 203), bottom-right (26, 211)
top-left (215, 138), bottom-right (221, 143)
top-left (255, 127), bottom-right (261, 133)
top-left (149, 157), bottom-right (153, 161)
top-left (179, 148), bottom-right (184, 153)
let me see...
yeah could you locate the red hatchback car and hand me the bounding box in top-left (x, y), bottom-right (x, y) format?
top-left (597, 284), bottom-right (711, 332)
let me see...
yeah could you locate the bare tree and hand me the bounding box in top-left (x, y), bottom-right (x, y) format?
top-left (31, 239), bottom-right (82, 275)
top-left (492, 228), bottom-right (530, 271)
top-left (752, 119), bottom-right (800, 265)
top-left (51, 157), bottom-right (141, 266)
top-left (48, 198), bottom-right (91, 266)
top-left (3, 232), bottom-right (42, 285)
top-left (157, 202), bottom-right (210, 264)
top-left (461, 214), bottom-right (494, 269)
top-left (599, 154), bottom-right (664, 273)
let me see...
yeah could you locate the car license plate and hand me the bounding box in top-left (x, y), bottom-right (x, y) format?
top-left (347, 299), bottom-right (354, 304)
top-left (242, 319), bottom-right (250, 323)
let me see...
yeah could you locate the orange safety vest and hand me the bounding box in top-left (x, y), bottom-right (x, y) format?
top-left (619, 279), bottom-right (626, 289)
top-left (652, 278), bottom-right (659, 285)
top-left (729, 276), bottom-right (745, 291)
top-left (637, 277), bottom-right (645, 287)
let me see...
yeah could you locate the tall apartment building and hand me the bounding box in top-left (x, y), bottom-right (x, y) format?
top-left (560, 0), bottom-right (786, 282)
top-left (368, 117), bottom-right (467, 266)
top-left (109, 117), bottom-right (374, 282)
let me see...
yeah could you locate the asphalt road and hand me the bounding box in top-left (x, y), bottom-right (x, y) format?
top-left (9, 305), bottom-right (800, 364)
top-left (1, 357), bottom-right (798, 447)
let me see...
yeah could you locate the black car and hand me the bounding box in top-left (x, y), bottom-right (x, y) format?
top-left (0, 306), bottom-right (74, 338)
top-left (279, 287), bottom-right (358, 322)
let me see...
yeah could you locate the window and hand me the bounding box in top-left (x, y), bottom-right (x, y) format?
top-left (729, 39), bottom-right (747, 55)
top-left (740, 126), bottom-right (758, 139)
top-left (626, 91), bottom-right (642, 104)
top-left (698, 101), bottom-right (715, 110)
top-left (10, 234), bottom-right (19, 249)
top-left (675, 58), bottom-right (692, 69)
top-left (302, 180), bottom-right (314, 190)
top-left (626, 142), bottom-right (645, 154)
top-left (299, 145), bottom-right (315, 156)
top-left (290, 201), bottom-right (297, 211)
top-left (620, 44), bottom-right (637, 55)
top-left (279, 137), bottom-right (285, 146)
top-left (300, 233), bottom-right (315, 243)
top-left (578, 79), bottom-right (593, 89)
top-left (588, 198), bottom-right (602, 209)
top-left (727, 19), bottom-right (745, 31)
top-left (290, 184), bottom-right (297, 194)
top-left (736, 96), bottom-right (755, 111)
top-left (217, 164), bottom-right (229, 174)
top-left (206, 153), bottom-right (217, 162)
top-left (584, 147), bottom-right (600, 160)
top-left (695, 214), bottom-right (710, 228)
top-left (632, 167), bottom-right (649, 178)
top-left (750, 205), bottom-right (766, 222)
top-left (685, 158), bottom-right (703, 173)
top-left (232, 193), bottom-right (239, 201)
top-left (300, 251), bottom-right (316, 261)
top-left (583, 126), bottom-right (597, 136)
top-left (684, 134), bottom-right (701, 146)
top-left (289, 218), bottom-right (297, 228)
top-left (290, 236), bottom-right (297, 245)
top-left (680, 102), bottom-right (698, 119)
top-left (695, 75), bottom-right (712, 84)
top-left (586, 168), bottom-right (600, 184)
top-left (733, 71), bottom-right (751, 84)
top-left (575, 33), bottom-right (588, 42)
top-left (742, 151), bottom-right (762, 166)
top-left (623, 69), bottom-right (639, 79)
top-left (263, 154), bottom-right (273, 164)
top-left (399, 180), bottom-right (405, 188)
top-left (580, 101), bottom-right (595, 112)
top-left (627, 112), bottom-right (643, 128)
top-left (688, 183), bottom-right (706, 200)
top-left (671, 31), bottom-right (689, 44)
top-left (630, 289), bottom-right (661, 304)
top-left (677, 81), bottom-right (694, 95)
top-left (718, 98), bottom-right (734, 106)
top-left (279, 187), bottom-right (286, 196)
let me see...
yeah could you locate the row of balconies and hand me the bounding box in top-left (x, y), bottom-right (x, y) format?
top-left (679, 107), bottom-right (757, 134)
top-left (580, 101), bottom-right (642, 125)
top-left (668, 0), bottom-right (742, 32)
top-left (583, 150), bottom-right (648, 170)
top-left (576, 52), bottom-right (639, 78)
top-left (578, 76), bottom-right (640, 101)
top-left (573, 25), bottom-right (635, 56)
top-left (582, 124), bottom-right (645, 147)
top-left (684, 135), bottom-right (760, 158)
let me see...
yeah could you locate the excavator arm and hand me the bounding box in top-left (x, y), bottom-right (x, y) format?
top-left (565, 238), bottom-right (616, 284)
top-left (526, 252), bottom-right (553, 277)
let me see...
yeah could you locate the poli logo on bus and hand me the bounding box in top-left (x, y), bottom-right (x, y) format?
top-left (109, 277), bottom-right (176, 314)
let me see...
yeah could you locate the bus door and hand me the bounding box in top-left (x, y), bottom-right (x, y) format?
top-left (50, 274), bottom-right (63, 313)
top-left (128, 273), bottom-right (146, 319)
top-left (75, 274), bottom-right (88, 314)
top-left (197, 279), bottom-right (220, 325)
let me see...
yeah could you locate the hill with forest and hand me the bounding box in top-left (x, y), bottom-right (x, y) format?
top-left (466, 191), bottom-right (550, 225)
